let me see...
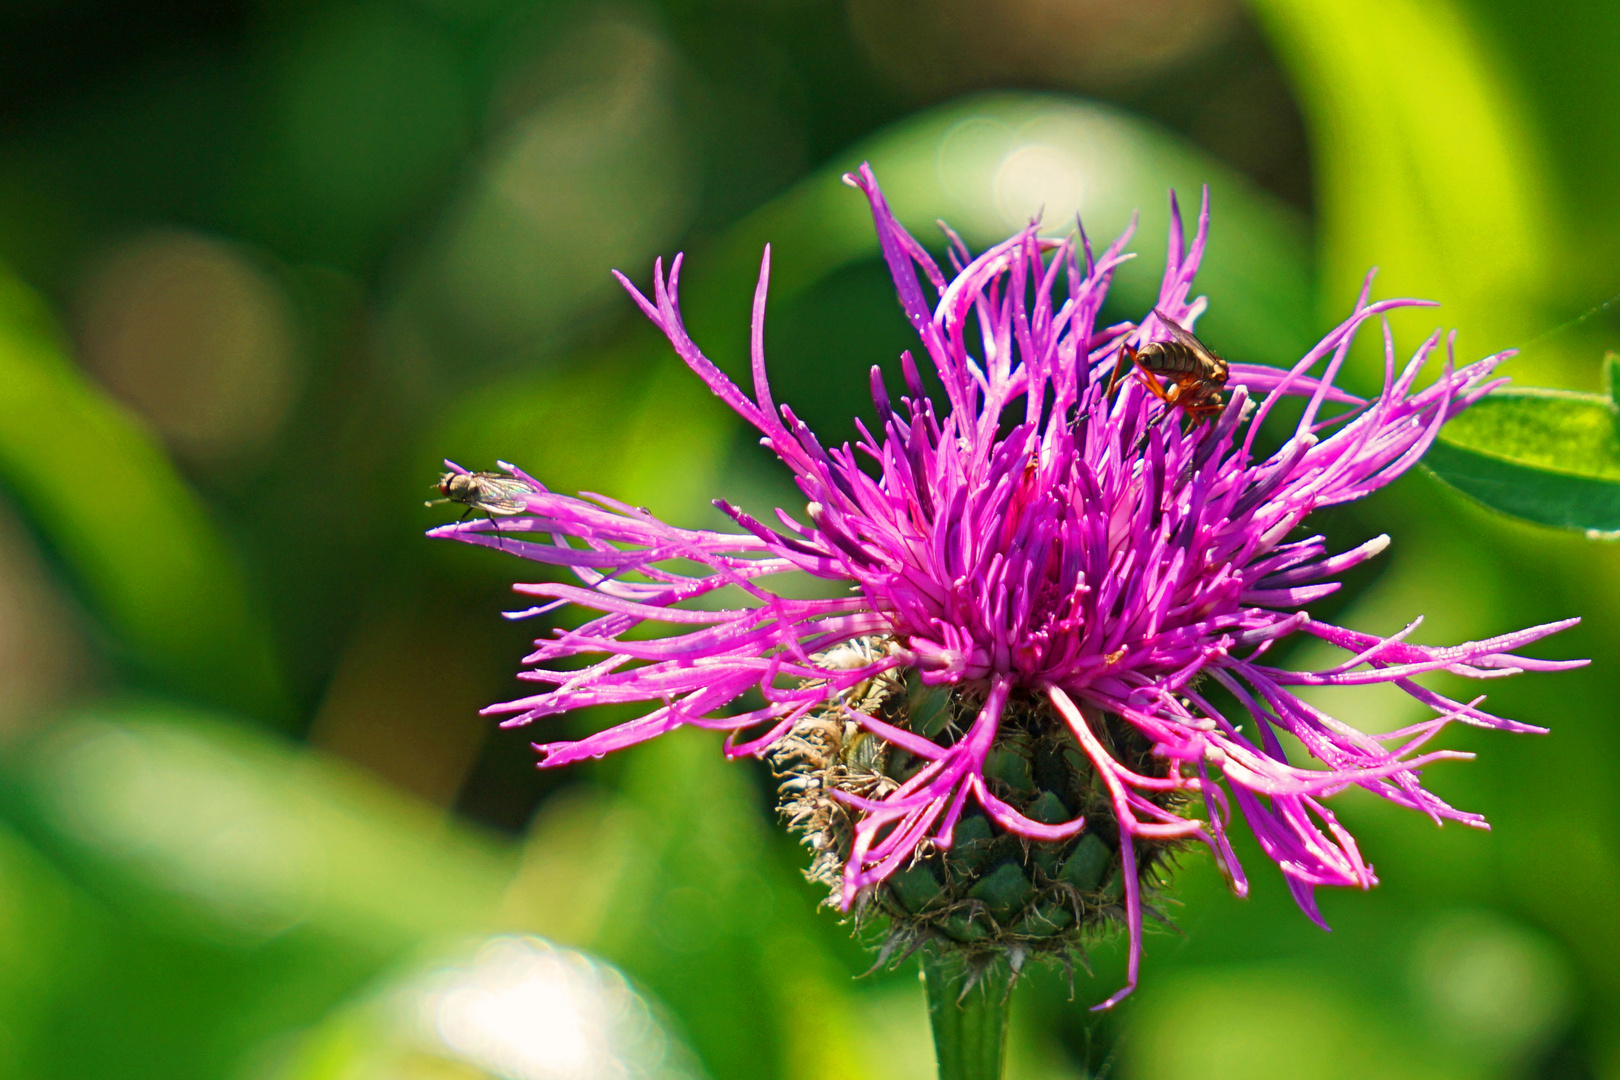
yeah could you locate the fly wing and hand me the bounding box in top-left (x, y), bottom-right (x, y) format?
top-left (1151, 308), bottom-right (1219, 362)
top-left (474, 474), bottom-right (537, 514)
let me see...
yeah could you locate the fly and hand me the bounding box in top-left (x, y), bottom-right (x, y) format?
top-left (427, 469), bottom-right (536, 527)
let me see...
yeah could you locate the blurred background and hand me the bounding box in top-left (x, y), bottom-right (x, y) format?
top-left (0, 0), bottom-right (1613, 1077)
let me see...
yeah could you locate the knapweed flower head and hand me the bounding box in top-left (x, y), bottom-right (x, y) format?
top-left (431, 165), bottom-right (1582, 1007)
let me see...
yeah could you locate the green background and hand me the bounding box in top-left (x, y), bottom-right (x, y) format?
top-left (0, 0), bottom-right (1611, 1077)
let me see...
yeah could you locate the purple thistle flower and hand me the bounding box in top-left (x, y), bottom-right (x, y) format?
top-left (431, 164), bottom-right (1583, 1007)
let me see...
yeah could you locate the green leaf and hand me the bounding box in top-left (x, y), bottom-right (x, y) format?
top-left (0, 274), bottom-right (289, 720)
top-left (1425, 363), bottom-right (1620, 533)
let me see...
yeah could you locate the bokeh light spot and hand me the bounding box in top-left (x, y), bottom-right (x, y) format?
top-left (408, 937), bottom-right (695, 1080)
top-left (74, 229), bottom-right (302, 467)
top-left (1411, 909), bottom-right (1576, 1064)
top-left (428, 12), bottom-right (699, 355)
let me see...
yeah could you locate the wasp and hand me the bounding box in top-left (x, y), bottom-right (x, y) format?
top-left (1106, 308), bottom-right (1228, 421)
top-left (426, 469), bottom-right (536, 521)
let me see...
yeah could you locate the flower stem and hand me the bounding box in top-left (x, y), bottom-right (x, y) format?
top-left (921, 949), bottom-right (1013, 1080)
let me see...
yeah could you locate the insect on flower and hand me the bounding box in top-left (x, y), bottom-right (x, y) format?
top-left (1107, 307), bottom-right (1229, 420)
top-left (427, 466), bottom-right (536, 522)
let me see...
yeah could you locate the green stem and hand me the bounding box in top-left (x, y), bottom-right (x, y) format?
top-left (921, 949), bottom-right (1014, 1080)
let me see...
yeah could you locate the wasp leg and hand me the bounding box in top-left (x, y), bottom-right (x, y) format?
top-left (1105, 345), bottom-right (1138, 397)
top-left (1130, 359), bottom-right (1176, 406)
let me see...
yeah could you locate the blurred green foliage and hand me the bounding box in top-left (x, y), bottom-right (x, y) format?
top-left (0, 272), bottom-right (286, 720)
top-left (1250, 0), bottom-right (1559, 373)
top-left (0, 1), bottom-right (1613, 1079)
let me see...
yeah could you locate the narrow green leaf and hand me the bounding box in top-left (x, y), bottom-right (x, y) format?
top-left (1247, 0), bottom-right (1563, 383)
top-left (1440, 389), bottom-right (1620, 479)
top-left (0, 274), bottom-right (288, 719)
top-left (3, 700), bottom-right (512, 947)
top-left (1425, 384), bottom-right (1620, 534)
